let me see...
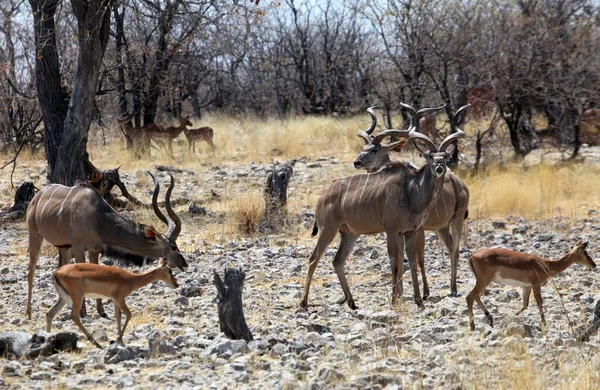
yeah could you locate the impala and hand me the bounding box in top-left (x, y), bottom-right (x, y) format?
top-left (47, 259), bottom-right (178, 348)
top-left (354, 105), bottom-right (469, 299)
top-left (26, 173), bottom-right (188, 319)
top-left (184, 126), bottom-right (216, 154)
top-left (301, 103), bottom-right (468, 310)
top-left (467, 239), bottom-right (596, 331)
top-left (145, 116), bottom-right (193, 156)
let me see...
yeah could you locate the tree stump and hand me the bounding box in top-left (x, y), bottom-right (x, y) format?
top-left (1, 182), bottom-right (38, 221)
top-left (263, 161), bottom-right (294, 228)
top-left (213, 269), bottom-right (253, 342)
top-left (577, 300), bottom-right (600, 343)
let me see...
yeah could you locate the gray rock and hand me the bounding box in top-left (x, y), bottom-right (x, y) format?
top-left (2, 361), bottom-right (23, 377)
top-left (492, 221), bottom-right (506, 229)
top-left (307, 162), bottom-right (322, 168)
top-left (203, 337), bottom-right (249, 358)
top-left (103, 345), bottom-right (148, 364)
top-left (179, 282), bottom-right (203, 298)
top-left (318, 366), bottom-right (345, 383)
top-left (175, 296), bottom-right (189, 306)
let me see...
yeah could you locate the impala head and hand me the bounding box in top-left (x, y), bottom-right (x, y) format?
top-left (180, 116), bottom-right (193, 128)
top-left (158, 259), bottom-right (179, 288)
top-left (571, 239), bottom-right (596, 269)
top-left (148, 172), bottom-right (188, 272)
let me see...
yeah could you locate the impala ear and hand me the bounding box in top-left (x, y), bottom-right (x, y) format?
top-left (144, 226), bottom-right (157, 239)
top-left (575, 238), bottom-right (582, 247)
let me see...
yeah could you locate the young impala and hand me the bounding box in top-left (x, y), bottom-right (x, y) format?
top-left (46, 259), bottom-right (178, 348)
top-left (467, 239), bottom-right (596, 331)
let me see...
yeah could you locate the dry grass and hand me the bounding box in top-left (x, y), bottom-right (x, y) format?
top-left (226, 190), bottom-right (265, 235)
top-left (464, 163), bottom-right (600, 221)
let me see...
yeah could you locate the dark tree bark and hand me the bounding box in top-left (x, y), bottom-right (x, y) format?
top-left (29, 0), bottom-right (113, 185)
top-left (213, 269), bottom-right (253, 342)
top-left (577, 300), bottom-right (600, 343)
top-left (29, 0), bottom-right (69, 182)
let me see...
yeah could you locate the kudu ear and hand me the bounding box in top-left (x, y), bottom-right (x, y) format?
top-left (444, 142), bottom-right (457, 156)
top-left (144, 226), bottom-right (158, 240)
top-left (390, 140), bottom-right (407, 151)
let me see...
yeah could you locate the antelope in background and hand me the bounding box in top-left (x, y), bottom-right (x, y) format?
top-left (467, 239), bottom-right (596, 331)
top-left (47, 259), bottom-right (179, 348)
top-left (26, 173), bottom-right (188, 319)
top-left (184, 126), bottom-right (216, 154)
top-left (146, 116), bottom-right (193, 156)
top-left (354, 105), bottom-right (470, 299)
top-left (301, 103), bottom-right (467, 310)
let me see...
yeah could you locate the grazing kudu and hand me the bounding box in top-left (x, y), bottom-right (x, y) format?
top-left (145, 116), bottom-right (193, 156)
top-left (47, 259), bottom-right (179, 348)
top-left (26, 173), bottom-right (188, 320)
top-left (184, 126), bottom-right (216, 154)
top-left (301, 103), bottom-right (468, 310)
top-left (467, 240), bottom-right (596, 331)
top-left (354, 105), bottom-right (469, 299)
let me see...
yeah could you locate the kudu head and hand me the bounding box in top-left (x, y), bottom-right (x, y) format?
top-left (402, 103), bottom-right (470, 178)
top-left (147, 172), bottom-right (188, 271)
top-left (570, 239), bottom-right (596, 269)
top-left (354, 104), bottom-right (447, 171)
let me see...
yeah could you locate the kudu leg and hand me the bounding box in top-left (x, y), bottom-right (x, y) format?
top-left (300, 227), bottom-right (338, 309)
top-left (89, 251), bottom-right (107, 318)
top-left (403, 232), bottom-right (424, 308)
top-left (26, 233), bottom-right (43, 319)
top-left (57, 247), bottom-right (72, 268)
top-left (388, 233), bottom-right (404, 302)
top-left (332, 233), bottom-right (360, 310)
top-left (415, 228), bottom-right (429, 300)
top-left (437, 225), bottom-right (459, 297)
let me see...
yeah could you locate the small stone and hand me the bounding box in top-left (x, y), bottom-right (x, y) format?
top-left (0, 267), bottom-right (9, 275)
top-left (318, 367), bottom-right (345, 383)
top-left (175, 296), bottom-right (189, 306)
top-left (188, 203), bottom-right (207, 216)
top-left (307, 162), bottom-right (322, 168)
top-left (179, 282), bottom-right (203, 298)
top-left (2, 361), bottom-right (22, 377)
top-left (492, 221), bottom-right (506, 229)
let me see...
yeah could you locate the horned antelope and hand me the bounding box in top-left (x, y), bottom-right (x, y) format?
top-left (145, 116), bottom-right (193, 156)
top-left (300, 103), bottom-right (468, 310)
top-left (467, 239), bottom-right (596, 331)
top-left (184, 126), bottom-right (216, 154)
top-left (26, 173), bottom-right (188, 320)
top-left (354, 105), bottom-right (469, 299)
top-left (47, 259), bottom-right (178, 348)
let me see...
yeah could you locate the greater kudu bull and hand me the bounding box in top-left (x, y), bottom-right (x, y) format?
top-left (354, 105), bottom-right (470, 298)
top-left (26, 173), bottom-right (188, 319)
top-left (301, 103), bottom-right (468, 310)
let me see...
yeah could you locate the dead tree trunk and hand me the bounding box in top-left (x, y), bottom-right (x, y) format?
top-left (213, 269), bottom-right (253, 342)
top-left (577, 300), bottom-right (600, 343)
top-left (263, 161), bottom-right (294, 226)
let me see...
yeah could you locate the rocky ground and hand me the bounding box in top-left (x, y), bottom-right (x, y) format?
top-left (1, 155), bottom-right (599, 389)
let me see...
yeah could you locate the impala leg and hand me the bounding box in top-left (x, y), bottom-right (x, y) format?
top-left (70, 293), bottom-right (102, 349)
top-left (72, 246), bottom-right (89, 317)
top-left (466, 277), bottom-right (493, 330)
top-left (208, 139), bottom-right (216, 154)
top-left (415, 228), bottom-right (429, 300)
top-left (27, 232), bottom-right (43, 319)
top-left (114, 297), bottom-right (132, 345)
top-left (532, 285), bottom-right (546, 328)
top-left (404, 232), bottom-right (424, 308)
top-left (113, 300), bottom-right (123, 344)
top-left (332, 233), bottom-right (360, 310)
top-left (46, 296), bottom-right (67, 332)
top-left (388, 233), bottom-right (404, 301)
top-left (300, 226), bottom-right (338, 310)
top-left (516, 286), bottom-right (531, 315)
top-left (89, 251), bottom-right (107, 318)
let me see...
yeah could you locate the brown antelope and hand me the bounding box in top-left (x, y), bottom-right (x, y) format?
top-left (47, 259), bottom-right (178, 348)
top-left (301, 103), bottom-right (468, 310)
top-left (26, 173), bottom-right (188, 320)
top-left (144, 116), bottom-right (193, 156)
top-left (118, 116), bottom-right (159, 153)
top-left (467, 239), bottom-right (596, 331)
top-left (354, 105), bottom-right (469, 299)
top-left (184, 126), bottom-right (216, 154)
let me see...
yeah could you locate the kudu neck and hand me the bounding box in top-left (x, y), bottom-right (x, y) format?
top-left (101, 211), bottom-right (164, 258)
top-left (408, 164), bottom-right (444, 214)
top-left (130, 267), bottom-right (165, 290)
